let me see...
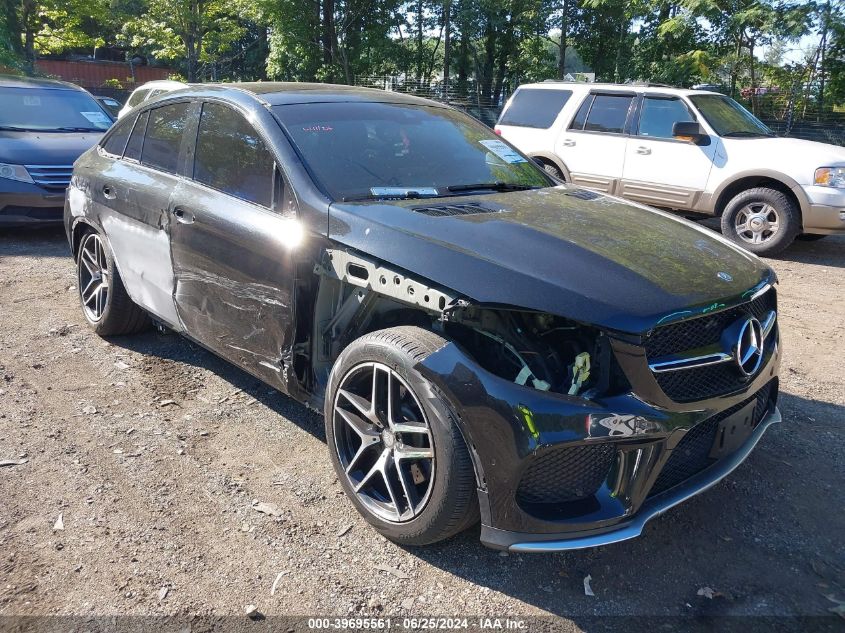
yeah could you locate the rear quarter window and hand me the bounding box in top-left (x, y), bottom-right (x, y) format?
top-left (101, 114), bottom-right (136, 156)
top-left (499, 89), bottom-right (572, 129)
top-left (126, 89), bottom-right (150, 109)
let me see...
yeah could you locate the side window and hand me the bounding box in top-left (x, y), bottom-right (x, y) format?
top-left (583, 94), bottom-right (634, 134)
top-left (638, 97), bottom-right (695, 139)
top-left (193, 102), bottom-right (274, 208)
top-left (125, 88), bottom-right (149, 109)
top-left (499, 89), bottom-right (572, 129)
top-left (141, 102), bottom-right (189, 174)
top-left (568, 95), bottom-right (593, 131)
top-left (101, 114), bottom-right (136, 156)
top-left (123, 111), bottom-right (148, 161)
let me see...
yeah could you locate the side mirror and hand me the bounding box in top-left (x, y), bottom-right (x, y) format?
top-left (672, 121), bottom-right (707, 142)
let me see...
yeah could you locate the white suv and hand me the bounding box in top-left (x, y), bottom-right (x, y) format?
top-left (496, 82), bottom-right (845, 255)
top-left (117, 80), bottom-right (186, 119)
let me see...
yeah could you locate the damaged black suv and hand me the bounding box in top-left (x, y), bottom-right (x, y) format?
top-left (65, 83), bottom-right (781, 551)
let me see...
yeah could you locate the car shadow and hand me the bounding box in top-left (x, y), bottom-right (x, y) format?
top-left (108, 329), bottom-right (326, 442)
top-left (0, 226), bottom-right (68, 257)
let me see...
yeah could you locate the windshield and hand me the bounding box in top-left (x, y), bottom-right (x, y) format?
top-left (688, 94), bottom-right (774, 137)
top-left (272, 102), bottom-right (550, 201)
top-left (0, 87), bottom-right (112, 132)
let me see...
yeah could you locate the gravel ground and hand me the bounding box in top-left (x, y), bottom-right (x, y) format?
top-left (0, 227), bottom-right (843, 627)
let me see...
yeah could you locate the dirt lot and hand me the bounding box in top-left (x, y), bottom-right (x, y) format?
top-left (1, 227), bottom-right (843, 627)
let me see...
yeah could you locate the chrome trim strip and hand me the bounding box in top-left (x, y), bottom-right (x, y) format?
top-left (761, 310), bottom-right (776, 338)
top-left (748, 283), bottom-right (772, 302)
top-left (648, 352), bottom-right (732, 373)
top-left (508, 407), bottom-right (781, 553)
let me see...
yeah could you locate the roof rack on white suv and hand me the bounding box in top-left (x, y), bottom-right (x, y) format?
top-left (496, 82), bottom-right (845, 255)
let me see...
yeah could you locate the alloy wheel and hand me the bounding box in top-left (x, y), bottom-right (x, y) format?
top-left (734, 202), bottom-right (781, 245)
top-left (78, 233), bottom-right (110, 322)
top-left (333, 362), bottom-right (435, 523)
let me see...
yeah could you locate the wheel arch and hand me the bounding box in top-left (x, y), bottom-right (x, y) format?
top-left (528, 152), bottom-right (571, 182)
top-left (70, 218), bottom-right (100, 260)
top-left (711, 170), bottom-right (809, 228)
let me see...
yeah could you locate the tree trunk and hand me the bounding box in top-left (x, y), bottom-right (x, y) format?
top-left (416, 0), bottom-right (424, 82)
top-left (443, 0), bottom-right (452, 99)
top-left (748, 38), bottom-right (757, 115)
top-left (557, 0), bottom-right (567, 79)
top-left (21, 0), bottom-right (36, 71)
top-left (322, 0), bottom-right (336, 80)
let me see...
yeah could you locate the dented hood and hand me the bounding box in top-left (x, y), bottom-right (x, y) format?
top-left (328, 187), bottom-right (773, 334)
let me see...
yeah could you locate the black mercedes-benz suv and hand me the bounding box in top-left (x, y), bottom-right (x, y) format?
top-left (65, 83), bottom-right (781, 551)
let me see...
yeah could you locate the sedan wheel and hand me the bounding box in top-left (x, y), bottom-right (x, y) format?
top-left (333, 362), bottom-right (435, 523)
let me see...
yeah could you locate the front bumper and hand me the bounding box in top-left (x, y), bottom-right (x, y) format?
top-left (0, 181), bottom-right (67, 226)
top-left (500, 406), bottom-right (780, 551)
top-left (802, 185), bottom-right (845, 234)
top-left (416, 333), bottom-right (780, 551)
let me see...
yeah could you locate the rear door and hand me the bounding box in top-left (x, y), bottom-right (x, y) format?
top-left (620, 94), bottom-right (718, 209)
top-left (168, 100), bottom-right (300, 390)
top-left (96, 101), bottom-right (191, 326)
top-left (555, 91), bottom-right (636, 193)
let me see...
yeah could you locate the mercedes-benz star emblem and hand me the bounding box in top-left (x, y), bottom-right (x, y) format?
top-left (736, 317), bottom-right (764, 376)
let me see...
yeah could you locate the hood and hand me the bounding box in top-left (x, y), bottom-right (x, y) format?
top-left (0, 130), bottom-right (103, 165)
top-left (722, 136), bottom-right (845, 183)
top-left (328, 187), bottom-right (773, 334)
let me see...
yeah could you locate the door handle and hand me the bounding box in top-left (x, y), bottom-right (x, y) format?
top-left (102, 184), bottom-right (116, 199)
top-left (635, 146), bottom-right (652, 155)
top-left (561, 139), bottom-right (576, 147)
top-left (172, 206), bottom-right (195, 224)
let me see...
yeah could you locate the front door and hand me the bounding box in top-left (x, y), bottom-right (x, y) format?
top-left (555, 91), bottom-right (636, 193)
top-left (620, 94), bottom-right (718, 209)
top-left (168, 100), bottom-right (300, 391)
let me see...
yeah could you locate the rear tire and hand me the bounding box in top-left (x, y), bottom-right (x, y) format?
top-left (76, 229), bottom-right (149, 336)
top-left (720, 187), bottom-right (800, 256)
top-left (325, 326), bottom-right (479, 546)
top-left (540, 161), bottom-right (565, 181)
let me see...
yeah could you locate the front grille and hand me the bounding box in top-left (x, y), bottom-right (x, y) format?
top-left (411, 202), bottom-right (499, 217)
top-left (645, 289), bottom-right (776, 358)
top-left (646, 288), bottom-right (777, 402)
top-left (648, 381), bottom-right (774, 497)
top-left (24, 165), bottom-right (73, 191)
top-left (516, 443), bottom-right (616, 505)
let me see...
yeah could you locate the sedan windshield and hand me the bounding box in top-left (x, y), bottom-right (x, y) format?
top-left (0, 87), bottom-right (112, 132)
top-left (273, 102), bottom-right (550, 201)
top-left (688, 94), bottom-right (774, 138)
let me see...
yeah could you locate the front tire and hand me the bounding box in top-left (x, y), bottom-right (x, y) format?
top-left (325, 326), bottom-right (479, 546)
top-left (720, 187), bottom-right (800, 256)
top-left (76, 229), bottom-right (149, 336)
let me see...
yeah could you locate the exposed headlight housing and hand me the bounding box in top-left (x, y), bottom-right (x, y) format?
top-left (814, 166), bottom-right (845, 188)
top-left (0, 163), bottom-right (34, 184)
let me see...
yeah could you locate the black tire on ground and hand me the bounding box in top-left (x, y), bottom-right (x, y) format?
top-left (541, 161), bottom-right (565, 181)
top-left (324, 326), bottom-right (480, 546)
top-left (77, 229), bottom-right (149, 336)
top-left (797, 233), bottom-right (828, 242)
top-left (720, 187), bottom-right (801, 256)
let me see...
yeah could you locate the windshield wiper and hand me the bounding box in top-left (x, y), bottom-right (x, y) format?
top-left (341, 191), bottom-right (435, 202)
top-left (0, 125), bottom-right (41, 132)
top-left (446, 182), bottom-right (539, 193)
top-left (722, 131), bottom-right (774, 138)
top-left (54, 126), bottom-right (106, 132)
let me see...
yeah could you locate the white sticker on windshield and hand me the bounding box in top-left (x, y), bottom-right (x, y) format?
top-left (479, 139), bottom-right (527, 164)
top-left (80, 111), bottom-right (111, 125)
top-left (23, 96), bottom-right (41, 106)
top-left (370, 187), bottom-right (438, 197)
